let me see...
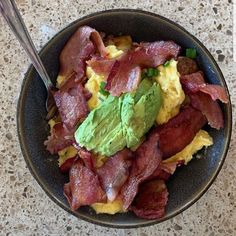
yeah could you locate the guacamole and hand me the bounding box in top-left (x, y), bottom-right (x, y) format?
top-left (75, 79), bottom-right (162, 156)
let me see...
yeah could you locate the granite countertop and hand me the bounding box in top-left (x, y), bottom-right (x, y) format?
top-left (0, 0), bottom-right (235, 235)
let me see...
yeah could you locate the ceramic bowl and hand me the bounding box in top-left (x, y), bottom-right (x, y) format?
top-left (17, 9), bottom-right (232, 228)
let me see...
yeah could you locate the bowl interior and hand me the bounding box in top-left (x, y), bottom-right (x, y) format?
top-left (17, 10), bottom-right (232, 228)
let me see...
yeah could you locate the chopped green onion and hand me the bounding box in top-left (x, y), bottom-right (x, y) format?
top-left (153, 68), bottom-right (159, 76)
top-left (186, 48), bottom-right (197, 59)
top-left (147, 68), bottom-right (154, 77)
top-left (99, 82), bottom-right (109, 96)
top-left (164, 61), bottom-right (170, 67)
top-left (142, 68), bottom-right (159, 78)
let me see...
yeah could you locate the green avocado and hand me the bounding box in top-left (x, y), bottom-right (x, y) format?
top-left (75, 79), bottom-right (162, 156)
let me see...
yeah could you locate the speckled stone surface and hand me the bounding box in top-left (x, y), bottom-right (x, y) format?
top-left (0, 0), bottom-right (235, 235)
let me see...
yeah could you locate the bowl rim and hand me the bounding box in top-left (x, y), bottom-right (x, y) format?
top-left (17, 8), bottom-right (232, 228)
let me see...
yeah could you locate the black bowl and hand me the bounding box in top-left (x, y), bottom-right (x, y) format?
top-left (17, 9), bottom-right (232, 228)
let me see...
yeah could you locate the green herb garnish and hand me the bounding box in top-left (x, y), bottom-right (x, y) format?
top-left (99, 81), bottom-right (109, 96)
top-left (142, 68), bottom-right (159, 79)
top-left (147, 68), bottom-right (159, 77)
top-left (186, 48), bottom-right (197, 59)
top-left (164, 60), bottom-right (170, 67)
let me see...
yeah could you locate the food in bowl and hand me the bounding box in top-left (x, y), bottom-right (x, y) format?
top-left (44, 26), bottom-right (228, 219)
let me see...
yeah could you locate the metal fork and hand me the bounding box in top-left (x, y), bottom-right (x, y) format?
top-left (0, 0), bottom-right (57, 119)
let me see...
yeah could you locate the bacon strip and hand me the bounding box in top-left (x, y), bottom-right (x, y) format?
top-left (77, 147), bottom-right (95, 170)
top-left (130, 179), bottom-right (168, 219)
top-left (60, 156), bottom-right (76, 173)
top-left (46, 76), bottom-right (90, 154)
top-left (63, 159), bottom-right (106, 210)
top-left (58, 26), bottom-right (108, 82)
top-left (87, 57), bottom-right (116, 77)
top-left (152, 106), bottom-right (207, 158)
top-left (180, 72), bottom-right (228, 103)
top-left (54, 76), bottom-right (89, 129)
top-left (120, 132), bottom-right (162, 210)
top-left (44, 123), bottom-right (75, 154)
top-left (96, 149), bottom-right (132, 202)
top-left (149, 161), bottom-right (180, 181)
top-left (190, 93), bottom-right (224, 129)
top-left (131, 41), bottom-right (181, 67)
top-left (180, 72), bottom-right (228, 129)
top-left (105, 63), bottom-right (141, 96)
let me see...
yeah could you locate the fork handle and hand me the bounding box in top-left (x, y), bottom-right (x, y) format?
top-left (0, 0), bottom-right (53, 90)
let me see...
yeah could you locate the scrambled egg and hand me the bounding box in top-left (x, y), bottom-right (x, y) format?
top-left (56, 75), bottom-right (65, 88)
top-left (48, 116), bottom-right (61, 133)
top-left (85, 67), bottom-right (106, 110)
top-left (58, 146), bottom-right (78, 167)
top-left (94, 154), bottom-right (108, 168)
top-left (106, 45), bottom-right (124, 59)
top-left (163, 130), bottom-right (213, 165)
top-left (91, 199), bottom-right (125, 214)
top-left (106, 35), bottom-right (132, 51)
top-left (48, 118), bottom-right (56, 131)
top-left (155, 59), bottom-right (185, 124)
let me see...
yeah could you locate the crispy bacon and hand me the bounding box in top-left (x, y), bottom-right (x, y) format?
top-left (120, 132), bottom-right (162, 210)
top-left (131, 41), bottom-right (181, 67)
top-left (45, 75), bottom-right (90, 154)
top-left (190, 93), bottom-right (224, 129)
top-left (152, 106), bottom-right (207, 158)
top-left (180, 72), bottom-right (228, 103)
top-left (58, 26), bottom-right (108, 81)
top-left (130, 179), bottom-right (168, 219)
top-left (54, 76), bottom-right (89, 129)
top-left (180, 72), bottom-right (228, 129)
top-left (60, 156), bottom-right (76, 173)
top-left (149, 161), bottom-right (180, 181)
top-left (96, 149), bottom-right (133, 202)
top-left (63, 183), bottom-right (72, 206)
top-left (63, 159), bottom-right (106, 210)
top-left (87, 57), bottom-right (116, 77)
top-left (77, 147), bottom-right (95, 170)
top-left (44, 123), bottom-right (75, 154)
top-left (105, 62), bottom-right (141, 96)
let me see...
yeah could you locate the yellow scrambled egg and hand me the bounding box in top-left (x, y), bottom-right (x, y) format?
top-left (91, 199), bottom-right (125, 214)
top-left (94, 154), bottom-right (108, 168)
top-left (48, 115), bottom-right (61, 132)
top-left (106, 35), bottom-right (132, 51)
top-left (85, 67), bottom-right (106, 110)
top-left (163, 130), bottom-right (213, 165)
top-left (56, 75), bottom-right (65, 88)
top-left (58, 146), bottom-right (78, 167)
top-left (155, 59), bottom-right (185, 125)
top-left (48, 118), bottom-right (56, 131)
